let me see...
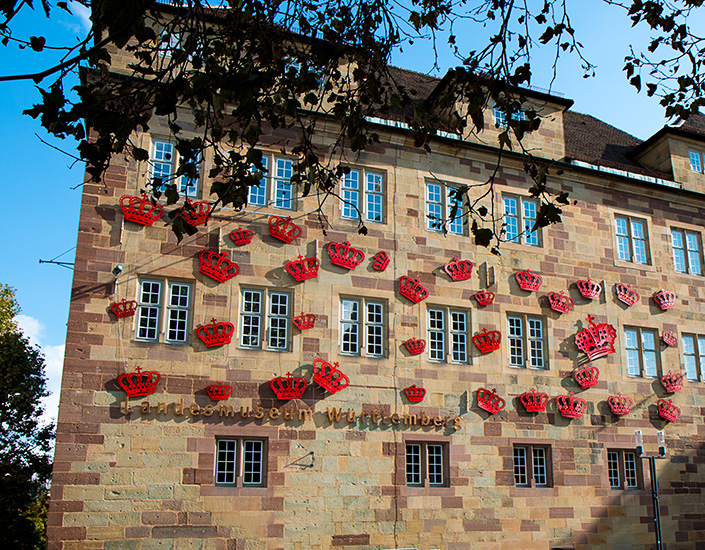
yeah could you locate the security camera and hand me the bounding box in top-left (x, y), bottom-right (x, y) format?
top-left (112, 264), bottom-right (124, 277)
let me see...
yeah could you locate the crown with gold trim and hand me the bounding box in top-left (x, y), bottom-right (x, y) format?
top-left (269, 215), bottom-right (302, 243)
top-left (657, 398), bottom-right (681, 422)
top-left (608, 392), bottom-right (633, 416)
top-left (312, 358), bottom-right (349, 394)
top-left (477, 388), bottom-right (505, 415)
top-left (575, 315), bottom-right (617, 361)
top-left (615, 283), bottom-right (639, 306)
top-left (199, 249), bottom-right (240, 283)
top-left (576, 277), bottom-right (602, 300)
top-left (473, 327), bottom-right (501, 354)
top-left (549, 291), bottom-right (575, 314)
top-left (110, 299), bottom-right (138, 319)
top-left (372, 250), bottom-right (390, 271)
top-left (660, 370), bottom-right (684, 393)
top-left (327, 241), bottom-right (365, 270)
top-left (398, 276), bottom-right (429, 303)
top-left (404, 384), bottom-right (426, 403)
top-left (118, 366), bottom-right (160, 397)
top-left (182, 199), bottom-right (211, 226)
top-left (556, 391), bottom-right (586, 419)
top-left (653, 289), bottom-right (676, 310)
top-left (270, 372), bottom-right (307, 400)
top-left (574, 365), bottom-right (600, 389)
top-left (520, 388), bottom-right (549, 413)
top-left (120, 193), bottom-right (164, 226)
top-left (285, 255), bottom-right (320, 281)
top-left (662, 330), bottom-right (677, 347)
top-left (293, 312), bottom-right (316, 330)
top-left (474, 289), bottom-right (495, 306)
top-left (229, 227), bottom-right (254, 245)
top-left (196, 318), bottom-right (234, 347)
top-left (404, 337), bottom-right (426, 355)
top-left (444, 257), bottom-right (473, 281)
top-left (206, 381), bottom-right (233, 401)
top-left (514, 269), bottom-right (542, 291)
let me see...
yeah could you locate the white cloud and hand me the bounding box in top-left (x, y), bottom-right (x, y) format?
top-left (16, 314), bottom-right (45, 345)
top-left (69, 1), bottom-right (92, 33)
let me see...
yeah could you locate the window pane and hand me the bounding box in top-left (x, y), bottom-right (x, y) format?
top-left (427, 445), bottom-right (444, 486)
top-left (532, 447), bottom-right (547, 486)
top-left (248, 156), bottom-right (269, 206)
top-left (151, 141), bottom-right (174, 189)
top-left (341, 299), bottom-right (360, 355)
top-left (690, 150), bottom-right (702, 173)
top-left (268, 292), bottom-right (289, 351)
top-left (508, 316), bottom-right (524, 367)
top-left (607, 451), bottom-right (620, 488)
top-left (241, 290), bottom-right (263, 348)
top-left (428, 309), bottom-right (445, 361)
top-left (215, 440), bottom-right (237, 485)
top-left (450, 311), bottom-right (467, 363)
top-left (342, 170), bottom-right (360, 219)
top-left (513, 447), bottom-right (528, 486)
top-left (426, 183), bottom-right (443, 231)
top-left (642, 330), bottom-right (658, 378)
top-left (447, 187), bottom-right (463, 235)
top-left (273, 158), bottom-right (293, 209)
top-left (504, 197), bottom-right (519, 242)
top-left (406, 444), bottom-right (422, 486)
top-left (366, 301), bottom-right (384, 357)
top-left (243, 440), bottom-right (263, 485)
top-left (683, 335), bottom-right (698, 380)
top-left (686, 232), bottom-right (702, 275)
top-left (365, 172), bottom-right (384, 222)
top-left (625, 328), bottom-right (640, 376)
top-left (624, 451), bottom-right (637, 488)
top-left (522, 199), bottom-right (539, 246)
top-left (137, 281), bottom-right (161, 341)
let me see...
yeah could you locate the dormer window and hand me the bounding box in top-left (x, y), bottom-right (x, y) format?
top-left (493, 106), bottom-right (527, 128)
top-left (689, 150), bottom-right (703, 173)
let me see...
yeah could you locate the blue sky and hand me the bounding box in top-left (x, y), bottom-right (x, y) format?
top-left (0, 2), bottom-right (681, 424)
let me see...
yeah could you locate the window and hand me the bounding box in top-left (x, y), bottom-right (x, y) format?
top-left (493, 106), bottom-right (527, 127)
top-left (671, 228), bottom-right (703, 275)
top-left (614, 215), bottom-right (650, 265)
top-left (507, 314), bottom-right (546, 369)
top-left (689, 150), bottom-right (703, 173)
top-left (341, 168), bottom-right (385, 223)
top-left (247, 155), bottom-right (295, 210)
top-left (136, 279), bottom-right (191, 344)
top-left (215, 438), bottom-right (266, 487)
top-left (682, 333), bottom-right (705, 381)
top-left (426, 182), bottom-right (464, 235)
top-left (503, 195), bottom-right (540, 246)
top-left (240, 289), bottom-right (291, 351)
top-left (149, 139), bottom-right (200, 198)
top-left (427, 307), bottom-right (469, 364)
top-left (624, 327), bottom-right (659, 378)
top-left (405, 442), bottom-right (448, 487)
top-left (607, 449), bottom-right (640, 490)
top-left (340, 298), bottom-right (385, 357)
top-left (513, 444), bottom-right (552, 487)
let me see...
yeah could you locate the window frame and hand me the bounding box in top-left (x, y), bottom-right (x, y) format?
top-left (215, 438), bottom-right (267, 488)
top-left (607, 449), bottom-right (642, 490)
top-left (239, 288), bottom-right (291, 352)
top-left (614, 214), bottom-right (651, 265)
top-left (149, 138), bottom-right (200, 198)
top-left (339, 297), bottom-right (386, 358)
top-left (689, 150), bottom-right (703, 173)
top-left (671, 227), bottom-right (703, 276)
top-left (507, 313), bottom-right (547, 370)
top-left (246, 154), bottom-right (296, 210)
top-left (135, 279), bottom-right (192, 345)
top-left (340, 167), bottom-right (385, 224)
top-left (493, 106), bottom-right (528, 127)
top-left (425, 181), bottom-right (465, 235)
top-left (405, 441), bottom-right (449, 488)
top-left (624, 326), bottom-right (660, 378)
top-left (502, 194), bottom-right (541, 247)
top-left (513, 444), bottom-right (552, 488)
top-left (426, 306), bottom-right (470, 364)
top-left (681, 333), bottom-right (705, 381)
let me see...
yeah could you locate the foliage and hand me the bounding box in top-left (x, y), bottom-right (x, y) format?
top-left (0, 284), bottom-right (21, 335)
top-left (3, 1), bottom-right (705, 248)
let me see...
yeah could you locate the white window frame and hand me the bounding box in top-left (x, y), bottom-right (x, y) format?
top-left (507, 314), bottom-right (546, 369)
top-left (682, 333), bottom-right (705, 381)
top-left (427, 307), bottom-right (469, 364)
top-left (215, 438), bottom-right (266, 487)
top-left (513, 444), bottom-right (551, 487)
top-left (239, 289), bottom-right (291, 352)
top-left (503, 194), bottom-right (540, 246)
top-left (624, 326), bottom-right (659, 378)
top-left (614, 214), bottom-right (650, 265)
top-left (340, 167), bottom-right (385, 223)
top-left (671, 228), bottom-right (703, 276)
top-left (136, 279), bottom-right (192, 344)
top-left (149, 138), bottom-right (200, 198)
top-left (689, 150), bottom-right (703, 173)
top-left (607, 449), bottom-right (640, 490)
top-left (339, 298), bottom-right (386, 358)
top-left (405, 442), bottom-right (448, 487)
top-left (425, 181), bottom-right (464, 235)
top-left (493, 106), bottom-right (527, 127)
top-left (247, 154), bottom-right (295, 210)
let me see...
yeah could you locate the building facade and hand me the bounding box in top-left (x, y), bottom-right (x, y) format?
top-left (47, 64), bottom-right (705, 549)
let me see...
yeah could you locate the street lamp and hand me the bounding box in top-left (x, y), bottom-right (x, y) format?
top-left (636, 430), bottom-right (667, 550)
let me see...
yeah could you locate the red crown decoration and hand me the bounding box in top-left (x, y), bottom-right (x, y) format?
top-left (312, 358), bottom-right (349, 394)
top-left (576, 277), bottom-right (602, 300)
top-left (549, 291), bottom-right (575, 314)
top-left (444, 257), bottom-right (473, 281)
top-left (404, 338), bottom-right (426, 355)
top-left (477, 388), bottom-right (506, 415)
top-left (520, 388), bottom-right (549, 413)
top-left (120, 193), bottom-right (164, 226)
top-left (514, 269), bottom-right (543, 291)
top-left (474, 290), bottom-right (495, 306)
top-left (653, 289), bottom-right (676, 311)
top-left (556, 391), bottom-right (587, 419)
top-left (110, 299), bottom-right (138, 319)
top-left (285, 255), bottom-right (320, 281)
top-left (372, 250), bottom-right (390, 271)
top-left (662, 330), bottom-right (677, 347)
top-left (293, 312), bottom-right (316, 330)
top-left (327, 241), bottom-right (365, 270)
top-left (398, 276), bottom-right (429, 303)
top-left (660, 370), bottom-right (684, 393)
top-left (404, 384), bottom-right (427, 403)
top-left (196, 318), bottom-right (234, 347)
top-left (229, 227), bottom-right (254, 245)
top-left (118, 366), bottom-right (160, 397)
top-left (182, 199), bottom-right (211, 226)
top-left (657, 398), bottom-right (681, 422)
top-left (608, 392), bottom-right (634, 416)
top-left (573, 365), bottom-right (600, 389)
top-left (199, 249), bottom-right (240, 283)
top-left (473, 328), bottom-right (501, 354)
top-left (574, 315), bottom-right (617, 361)
top-left (206, 381), bottom-right (233, 401)
top-left (270, 372), bottom-right (307, 400)
top-left (615, 283), bottom-right (639, 306)
top-left (269, 215), bottom-right (302, 243)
